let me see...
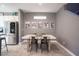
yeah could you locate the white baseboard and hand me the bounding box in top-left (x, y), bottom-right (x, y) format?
top-left (55, 41), bottom-right (76, 56)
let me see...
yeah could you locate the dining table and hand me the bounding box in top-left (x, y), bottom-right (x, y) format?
top-left (22, 34), bottom-right (56, 40)
top-left (22, 34), bottom-right (56, 51)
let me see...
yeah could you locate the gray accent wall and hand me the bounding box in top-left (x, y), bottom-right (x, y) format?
top-left (23, 13), bottom-right (56, 35)
top-left (19, 12), bottom-right (56, 42)
top-left (56, 7), bottom-right (79, 55)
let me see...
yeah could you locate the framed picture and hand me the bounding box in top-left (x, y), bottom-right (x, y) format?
top-left (38, 22), bottom-right (43, 28)
top-left (25, 22), bottom-right (30, 28)
top-left (25, 21), bottom-right (55, 29)
top-left (51, 23), bottom-right (55, 28)
top-left (31, 22), bottom-right (37, 29)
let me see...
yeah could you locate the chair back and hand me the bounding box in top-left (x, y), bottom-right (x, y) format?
top-left (41, 37), bottom-right (48, 44)
top-left (31, 37), bottom-right (37, 44)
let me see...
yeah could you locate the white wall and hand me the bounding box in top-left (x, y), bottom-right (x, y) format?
top-left (56, 7), bottom-right (79, 55)
top-left (0, 16), bottom-right (4, 27)
top-left (18, 9), bottom-right (24, 42)
top-left (0, 16), bottom-right (18, 34)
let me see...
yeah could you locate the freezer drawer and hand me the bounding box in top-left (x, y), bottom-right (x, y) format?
top-left (6, 35), bottom-right (16, 44)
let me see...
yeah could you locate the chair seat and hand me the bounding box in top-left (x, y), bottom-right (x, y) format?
top-left (41, 44), bottom-right (48, 49)
top-left (31, 44), bottom-right (38, 51)
top-left (40, 37), bottom-right (49, 52)
top-left (30, 37), bottom-right (38, 52)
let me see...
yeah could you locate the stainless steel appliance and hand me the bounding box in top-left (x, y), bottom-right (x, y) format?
top-left (5, 21), bottom-right (18, 44)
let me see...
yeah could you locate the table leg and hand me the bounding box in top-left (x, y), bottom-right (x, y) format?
top-left (48, 40), bottom-right (50, 52)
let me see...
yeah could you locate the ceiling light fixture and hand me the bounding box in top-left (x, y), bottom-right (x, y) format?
top-left (34, 16), bottom-right (47, 19)
top-left (38, 3), bottom-right (43, 6)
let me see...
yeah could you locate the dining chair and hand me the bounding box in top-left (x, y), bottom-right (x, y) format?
top-left (30, 37), bottom-right (38, 52)
top-left (40, 37), bottom-right (49, 52)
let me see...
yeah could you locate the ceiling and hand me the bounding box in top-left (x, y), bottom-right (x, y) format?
top-left (0, 3), bottom-right (66, 13)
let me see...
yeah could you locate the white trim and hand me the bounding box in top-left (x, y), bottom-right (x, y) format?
top-left (55, 41), bottom-right (76, 56)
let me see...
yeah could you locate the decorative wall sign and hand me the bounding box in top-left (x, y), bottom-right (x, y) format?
top-left (25, 21), bottom-right (55, 29)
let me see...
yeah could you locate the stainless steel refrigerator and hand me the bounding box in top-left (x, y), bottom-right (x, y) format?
top-left (5, 21), bottom-right (19, 44)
